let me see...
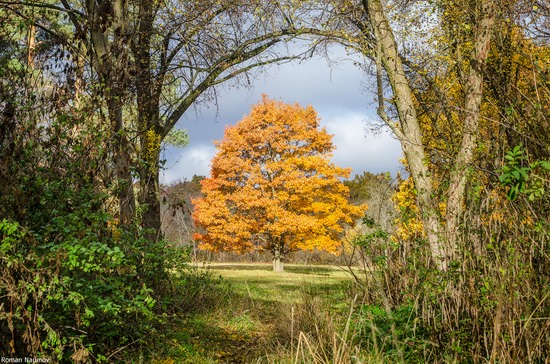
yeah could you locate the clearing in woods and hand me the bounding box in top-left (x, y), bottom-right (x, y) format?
top-left (162, 262), bottom-right (358, 363)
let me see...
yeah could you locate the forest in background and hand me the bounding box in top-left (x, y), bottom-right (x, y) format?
top-left (1, 0), bottom-right (549, 362)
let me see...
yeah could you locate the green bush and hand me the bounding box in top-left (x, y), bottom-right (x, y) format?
top-left (0, 106), bottom-right (227, 361)
top-left (0, 188), bottom-right (224, 361)
top-left (354, 303), bottom-right (432, 363)
top-left (0, 186), bottom-right (158, 361)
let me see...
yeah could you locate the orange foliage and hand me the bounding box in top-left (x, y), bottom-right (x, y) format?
top-left (192, 95), bottom-right (365, 256)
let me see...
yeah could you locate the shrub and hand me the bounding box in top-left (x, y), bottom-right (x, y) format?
top-left (353, 303), bottom-right (433, 363)
top-left (0, 186), bottom-right (158, 361)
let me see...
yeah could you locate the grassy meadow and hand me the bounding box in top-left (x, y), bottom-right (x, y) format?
top-left (208, 263), bottom-right (354, 303)
top-left (150, 263), bottom-right (382, 364)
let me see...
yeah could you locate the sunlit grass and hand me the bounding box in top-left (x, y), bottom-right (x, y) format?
top-left (164, 263), bottom-right (364, 363)
top-left (204, 262), bottom-right (355, 305)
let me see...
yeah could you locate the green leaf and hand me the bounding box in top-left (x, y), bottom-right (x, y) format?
top-left (164, 128), bottom-right (190, 148)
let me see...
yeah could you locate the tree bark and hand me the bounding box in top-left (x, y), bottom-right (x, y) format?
top-left (367, 0), bottom-right (447, 270)
top-left (27, 24), bottom-right (36, 67)
top-left (86, 0), bottom-right (136, 226)
top-left (139, 153), bottom-right (162, 238)
top-left (272, 239), bottom-right (285, 272)
top-left (108, 92), bottom-right (136, 226)
top-left (273, 252), bottom-right (284, 272)
top-left (134, 0), bottom-right (163, 239)
top-left (445, 0), bottom-right (496, 251)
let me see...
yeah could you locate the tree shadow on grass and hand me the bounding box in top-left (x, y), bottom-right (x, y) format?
top-left (285, 265), bottom-right (334, 275)
top-left (206, 264), bottom-right (273, 272)
top-left (207, 263), bottom-right (336, 276)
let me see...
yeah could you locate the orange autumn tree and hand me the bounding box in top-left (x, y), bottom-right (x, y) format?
top-left (192, 96), bottom-right (365, 271)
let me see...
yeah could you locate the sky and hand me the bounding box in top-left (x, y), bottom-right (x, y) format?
top-left (160, 46), bottom-right (403, 185)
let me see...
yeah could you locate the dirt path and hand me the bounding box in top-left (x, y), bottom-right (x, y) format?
top-left (188, 325), bottom-right (263, 364)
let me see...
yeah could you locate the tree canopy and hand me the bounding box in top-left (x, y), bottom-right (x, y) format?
top-left (192, 96), bottom-right (365, 271)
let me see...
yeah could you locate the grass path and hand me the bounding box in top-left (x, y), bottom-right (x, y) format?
top-left (168, 263), bottom-right (357, 363)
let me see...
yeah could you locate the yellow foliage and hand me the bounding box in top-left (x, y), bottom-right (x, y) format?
top-left (394, 22), bottom-right (550, 244)
top-left (144, 127), bottom-right (161, 170)
top-left (391, 176), bottom-right (425, 242)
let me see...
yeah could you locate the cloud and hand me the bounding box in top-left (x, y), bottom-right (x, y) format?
top-left (161, 144), bottom-right (217, 184)
top-left (161, 46), bottom-right (403, 185)
top-left (162, 112), bottom-right (403, 185)
top-left (322, 112), bottom-right (403, 177)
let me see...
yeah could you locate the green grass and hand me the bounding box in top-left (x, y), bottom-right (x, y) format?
top-left (204, 263), bottom-right (354, 305)
top-left (152, 262), bottom-right (359, 363)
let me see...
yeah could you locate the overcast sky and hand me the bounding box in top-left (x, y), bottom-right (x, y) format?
top-left (160, 46), bottom-right (403, 185)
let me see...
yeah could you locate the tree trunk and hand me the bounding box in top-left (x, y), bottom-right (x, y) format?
top-left (445, 0), bottom-right (496, 251)
top-left (135, 0), bottom-right (163, 240)
top-left (140, 155), bottom-right (162, 240)
top-left (367, 0), bottom-right (447, 270)
top-left (27, 24), bottom-right (36, 67)
top-left (86, 0), bottom-right (135, 226)
top-left (272, 240), bottom-right (285, 272)
top-left (108, 94), bottom-right (136, 226)
top-left (74, 44), bottom-right (85, 109)
top-left (273, 253), bottom-right (284, 272)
